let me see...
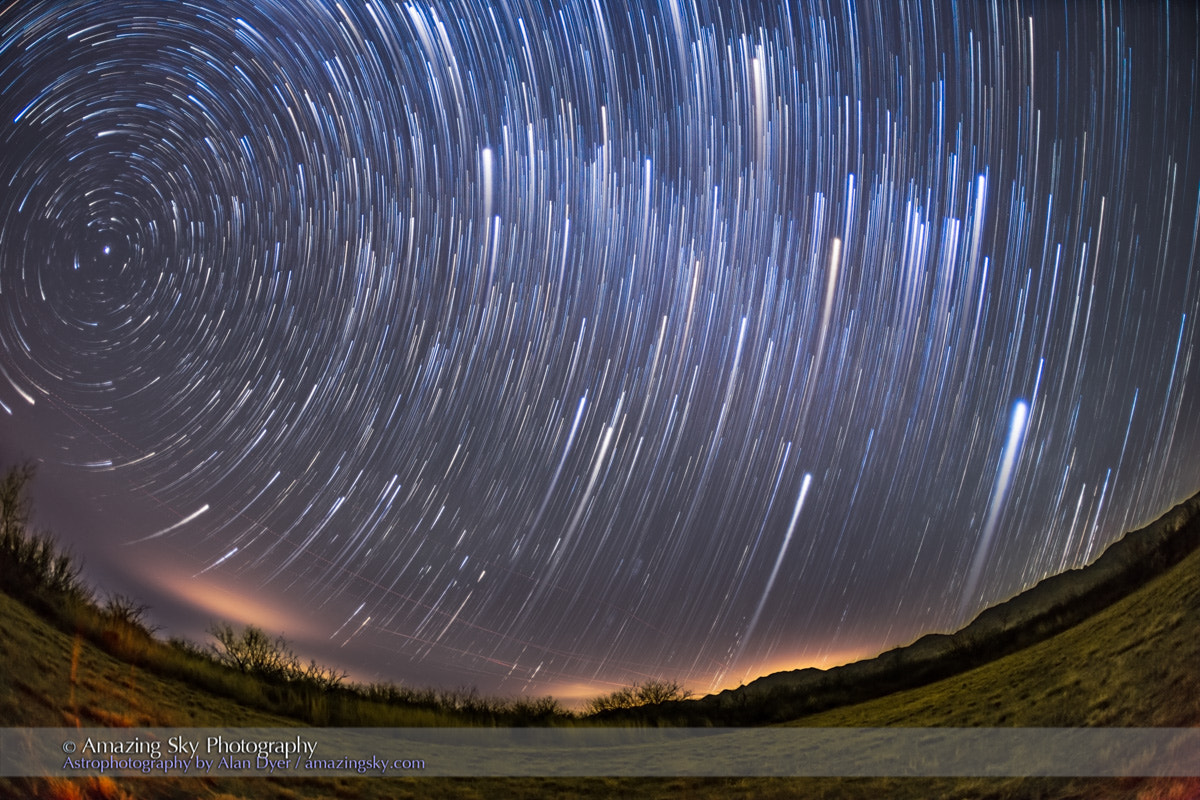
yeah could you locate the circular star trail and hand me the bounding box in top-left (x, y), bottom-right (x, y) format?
top-left (2, 0), bottom-right (1199, 696)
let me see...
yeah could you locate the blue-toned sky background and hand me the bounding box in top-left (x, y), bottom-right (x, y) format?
top-left (2, 0), bottom-right (1198, 702)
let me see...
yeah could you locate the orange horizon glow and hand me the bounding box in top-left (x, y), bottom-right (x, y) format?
top-left (536, 645), bottom-right (879, 711)
top-left (143, 565), bottom-right (325, 642)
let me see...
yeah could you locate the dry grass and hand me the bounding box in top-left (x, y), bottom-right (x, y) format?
top-left (787, 545), bottom-right (1200, 729)
top-left (4, 535), bottom-right (1197, 800)
top-left (28, 776), bottom-right (135, 800)
top-left (0, 590), bottom-right (296, 729)
top-left (2, 498), bottom-right (1198, 799)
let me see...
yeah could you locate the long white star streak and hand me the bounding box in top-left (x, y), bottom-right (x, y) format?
top-left (959, 399), bottom-right (1029, 622)
top-left (732, 470), bottom-right (812, 674)
top-left (0, 0), bottom-right (1198, 696)
top-left (127, 504), bottom-right (210, 544)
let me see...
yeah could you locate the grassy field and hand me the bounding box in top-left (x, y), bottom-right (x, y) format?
top-left (1, 461), bottom-right (1197, 799)
top-left (791, 544), bottom-right (1200, 729)
top-left (2, 542), bottom-right (1198, 798)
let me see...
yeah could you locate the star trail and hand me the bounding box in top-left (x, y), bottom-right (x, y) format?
top-left (1, 0), bottom-right (1199, 699)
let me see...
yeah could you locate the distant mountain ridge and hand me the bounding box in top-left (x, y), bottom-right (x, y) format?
top-left (606, 489), bottom-right (1200, 725)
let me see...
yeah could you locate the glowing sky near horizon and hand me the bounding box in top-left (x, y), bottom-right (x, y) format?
top-left (1, 0), bottom-right (1199, 698)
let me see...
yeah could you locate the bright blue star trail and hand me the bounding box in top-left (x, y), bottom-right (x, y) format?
top-left (1, 0), bottom-right (1199, 699)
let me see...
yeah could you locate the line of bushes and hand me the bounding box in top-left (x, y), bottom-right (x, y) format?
top-left (0, 463), bottom-right (585, 725)
top-left (0, 463), bottom-right (90, 613)
top-left (1, 462), bottom-right (691, 726)
top-left (584, 680), bottom-right (693, 715)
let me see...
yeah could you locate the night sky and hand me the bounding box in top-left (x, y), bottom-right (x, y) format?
top-left (2, 0), bottom-right (1199, 704)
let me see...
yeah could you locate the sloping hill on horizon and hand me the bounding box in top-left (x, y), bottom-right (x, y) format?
top-left (789, 533), bottom-right (1200, 727)
top-left (609, 488), bottom-right (1200, 726)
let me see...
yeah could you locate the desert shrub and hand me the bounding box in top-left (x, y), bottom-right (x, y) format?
top-left (97, 593), bottom-right (162, 661)
top-left (208, 622), bottom-right (298, 682)
top-left (0, 462), bottom-right (34, 538)
top-left (100, 593), bottom-right (158, 634)
top-left (585, 679), bottom-right (693, 715)
top-left (207, 622), bottom-right (347, 690)
top-left (0, 464), bottom-right (89, 606)
top-left (510, 695), bottom-right (565, 723)
top-left (299, 657), bottom-right (348, 691)
top-left (167, 635), bottom-right (209, 659)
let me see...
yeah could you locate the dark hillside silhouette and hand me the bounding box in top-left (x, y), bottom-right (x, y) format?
top-left (592, 489), bottom-right (1200, 725)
